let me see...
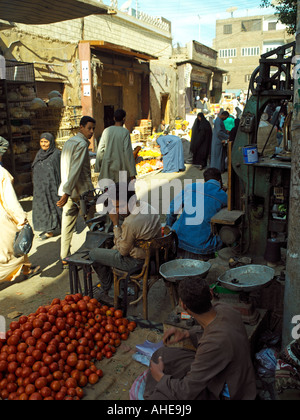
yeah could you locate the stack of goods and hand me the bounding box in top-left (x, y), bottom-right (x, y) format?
top-left (31, 100), bottom-right (82, 151)
top-left (131, 119), bottom-right (152, 143)
top-left (0, 293), bottom-right (136, 400)
top-left (210, 104), bottom-right (221, 115)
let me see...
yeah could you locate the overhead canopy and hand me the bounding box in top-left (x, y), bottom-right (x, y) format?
top-left (0, 0), bottom-right (110, 25)
top-left (86, 41), bottom-right (158, 61)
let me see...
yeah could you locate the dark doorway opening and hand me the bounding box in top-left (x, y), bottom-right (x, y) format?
top-left (104, 105), bottom-right (115, 128)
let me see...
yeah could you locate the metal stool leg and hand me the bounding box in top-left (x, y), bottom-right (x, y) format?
top-left (83, 265), bottom-right (93, 298)
top-left (69, 266), bottom-right (74, 295)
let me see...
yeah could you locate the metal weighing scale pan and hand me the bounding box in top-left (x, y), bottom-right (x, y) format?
top-left (159, 259), bottom-right (211, 283)
top-left (218, 265), bottom-right (275, 292)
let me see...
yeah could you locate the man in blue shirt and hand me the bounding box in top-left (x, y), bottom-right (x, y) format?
top-left (166, 167), bottom-right (227, 257)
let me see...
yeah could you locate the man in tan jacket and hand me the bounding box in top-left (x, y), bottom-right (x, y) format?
top-left (89, 182), bottom-right (161, 296)
top-left (57, 116), bottom-right (96, 264)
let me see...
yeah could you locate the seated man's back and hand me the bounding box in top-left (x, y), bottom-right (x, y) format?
top-left (166, 168), bottom-right (227, 255)
top-left (114, 200), bottom-right (162, 259)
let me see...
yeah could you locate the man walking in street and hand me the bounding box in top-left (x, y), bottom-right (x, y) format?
top-left (57, 116), bottom-right (96, 266)
top-left (95, 109), bottom-right (136, 187)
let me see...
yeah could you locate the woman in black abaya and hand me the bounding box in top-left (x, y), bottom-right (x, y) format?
top-left (190, 112), bottom-right (212, 170)
top-left (32, 133), bottom-right (62, 239)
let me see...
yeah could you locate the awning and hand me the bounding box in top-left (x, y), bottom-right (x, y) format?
top-left (85, 40), bottom-right (158, 61)
top-left (0, 0), bottom-right (110, 25)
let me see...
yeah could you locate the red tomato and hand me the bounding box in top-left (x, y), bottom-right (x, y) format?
top-left (105, 324), bottom-right (114, 333)
top-left (65, 377), bottom-right (77, 389)
top-left (25, 383), bottom-right (35, 395)
top-left (118, 325), bottom-right (126, 334)
top-left (29, 392), bottom-right (42, 400)
top-left (114, 310), bottom-right (123, 319)
top-left (0, 360), bottom-right (8, 372)
top-left (67, 353), bottom-right (78, 367)
top-left (88, 373), bottom-right (99, 385)
top-left (76, 387), bottom-right (84, 399)
top-left (50, 380), bottom-right (61, 392)
top-left (35, 377), bottom-right (47, 390)
top-left (40, 386), bottom-right (51, 398)
top-left (78, 374), bottom-right (87, 387)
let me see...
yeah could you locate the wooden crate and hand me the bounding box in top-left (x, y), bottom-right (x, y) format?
top-left (137, 119), bottom-right (152, 127)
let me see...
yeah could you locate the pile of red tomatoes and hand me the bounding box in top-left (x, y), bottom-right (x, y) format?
top-left (0, 293), bottom-right (137, 400)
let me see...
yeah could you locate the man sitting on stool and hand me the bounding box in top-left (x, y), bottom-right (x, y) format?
top-left (166, 167), bottom-right (227, 260)
top-left (89, 182), bottom-right (161, 298)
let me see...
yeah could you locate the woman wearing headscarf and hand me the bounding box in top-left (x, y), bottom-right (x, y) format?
top-left (32, 133), bottom-right (62, 239)
top-left (156, 135), bottom-right (185, 173)
top-left (190, 113), bottom-right (212, 170)
top-left (0, 148), bottom-right (40, 282)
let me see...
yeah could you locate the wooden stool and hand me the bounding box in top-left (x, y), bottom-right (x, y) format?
top-left (112, 231), bottom-right (178, 319)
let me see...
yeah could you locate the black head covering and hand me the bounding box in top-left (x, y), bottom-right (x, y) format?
top-left (32, 132), bottom-right (56, 168)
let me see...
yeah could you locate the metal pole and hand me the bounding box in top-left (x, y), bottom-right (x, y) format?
top-left (282, 0), bottom-right (300, 348)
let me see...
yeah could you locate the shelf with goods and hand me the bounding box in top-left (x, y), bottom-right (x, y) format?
top-left (0, 60), bottom-right (37, 197)
top-left (31, 105), bottom-right (82, 151)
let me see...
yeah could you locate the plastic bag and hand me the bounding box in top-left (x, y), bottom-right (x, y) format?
top-left (255, 348), bottom-right (277, 377)
top-left (13, 223), bottom-right (34, 258)
top-left (132, 340), bottom-right (164, 366)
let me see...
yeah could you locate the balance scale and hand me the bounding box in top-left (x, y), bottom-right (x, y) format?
top-left (216, 265), bottom-right (275, 326)
top-left (162, 262), bottom-right (275, 328)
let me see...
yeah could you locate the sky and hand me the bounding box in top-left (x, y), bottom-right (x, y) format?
top-left (113, 0), bottom-right (275, 47)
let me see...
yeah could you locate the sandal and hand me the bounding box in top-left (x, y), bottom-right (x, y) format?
top-left (39, 232), bottom-right (54, 240)
top-left (61, 260), bottom-right (69, 270)
top-left (25, 265), bottom-right (42, 279)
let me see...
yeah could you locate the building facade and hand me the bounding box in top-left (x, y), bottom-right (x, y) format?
top-left (213, 14), bottom-right (294, 95)
top-left (150, 41), bottom-right (225, 127)
top-left (0, 9), bottom-right (173, 141)
top-left (0, 4), bottom-right (225, 143)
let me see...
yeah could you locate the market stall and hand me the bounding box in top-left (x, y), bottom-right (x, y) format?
top-left (136, 148), bottom-right (163, 176)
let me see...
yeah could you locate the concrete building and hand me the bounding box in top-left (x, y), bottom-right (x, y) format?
top-left (213, 14), bottom-right (295, 96)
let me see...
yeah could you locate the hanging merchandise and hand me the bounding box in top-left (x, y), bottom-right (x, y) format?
top-left (0, 55), bottom-right (6, 80)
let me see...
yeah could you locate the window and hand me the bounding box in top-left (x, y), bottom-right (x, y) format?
top-left (268, 21), bottom-right (277, 31)
top-left (241, 19), bottom-right (262, 32)
top-left (245, 74), bottom-right (251, 82)
top-left (223, 24), bottom-right (232, 34)
top-left (223, 75), bottom-right (230, 83)
top-left (241, 47), bottom-right (260, 57)
top-left (219, 49), bottom-right (237, 58)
